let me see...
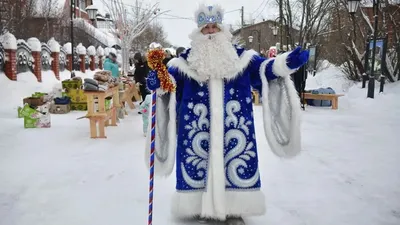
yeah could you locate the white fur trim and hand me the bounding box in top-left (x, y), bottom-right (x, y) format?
top-left (167, 50), bottom-right (258, 83)
top-left (272, 51), bottom-right (297, 77)
top-left (260, 71), bottom-right (302, 158)
top-left (259, 58), bottom-right (274, 78)
top-left (171, 190), bottom-right (266, 219)
top-left (201, 78), bottom-right (226, 219)
top-left (144, 75), bottom-right (177, 177)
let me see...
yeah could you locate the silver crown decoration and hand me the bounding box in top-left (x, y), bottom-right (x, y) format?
top-left (195, 4), bottom-right (224, 28)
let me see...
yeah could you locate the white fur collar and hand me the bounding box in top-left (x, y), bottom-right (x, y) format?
top-left (167, 49), bottom-right (258, 83)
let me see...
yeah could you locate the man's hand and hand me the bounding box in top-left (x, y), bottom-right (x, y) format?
top-left (286, 47), bottom-right (309, 70)
top-left (147, 70), bottom-right (160, 90)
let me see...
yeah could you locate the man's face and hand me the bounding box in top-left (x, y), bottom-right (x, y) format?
top-left (201, 23), bottom-right (221, 35)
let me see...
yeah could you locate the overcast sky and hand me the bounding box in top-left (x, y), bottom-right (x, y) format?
top-left (93, 0), bottom-right (280, 47)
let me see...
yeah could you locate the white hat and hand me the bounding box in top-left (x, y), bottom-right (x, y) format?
top-left (194, 4), bottom-right (224, 28)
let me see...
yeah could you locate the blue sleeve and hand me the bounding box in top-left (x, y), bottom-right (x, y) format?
top-left (248, 55), bottom-right (277, 91)
top-left (167, 66), bottom-right (184, 110)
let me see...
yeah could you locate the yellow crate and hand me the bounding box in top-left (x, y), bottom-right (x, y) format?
top-left (67, 89), bottom-right (87, 103)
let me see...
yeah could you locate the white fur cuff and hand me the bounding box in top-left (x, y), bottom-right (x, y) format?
top-left (272, 51), bottom-right (297, 77)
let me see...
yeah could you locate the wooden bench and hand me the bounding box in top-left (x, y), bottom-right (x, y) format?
top-left (303, 93), bottom-right (344, 110)
top-left (120, 82), bottom-right (141, 110)
top-left (84, 86), bottom-right (120, 138)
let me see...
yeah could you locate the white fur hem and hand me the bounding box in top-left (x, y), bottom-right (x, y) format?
top-left (167, 50), bottom-right (258, 83)
top-left (144, 75), bottom-right (177, 177)
top-left (272, 51), bottom-right (297, 77)
top-left (260, 72), bottom-right (302, 158)
top-left (202, 78), bottom-right (226, 218)
top-left (171, 190), bottom-right (266, 220)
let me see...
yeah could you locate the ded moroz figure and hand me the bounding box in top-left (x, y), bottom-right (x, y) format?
top-left (145, 3), bottom-right (309, 225)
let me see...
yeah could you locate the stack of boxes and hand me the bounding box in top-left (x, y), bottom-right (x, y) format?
top-left (62, 78), bottom-right (87, 110)
top-left (18, 94), bottom-right (51, 128)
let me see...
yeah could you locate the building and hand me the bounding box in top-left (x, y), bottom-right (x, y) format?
top-left (361, 4), bottom-right (400, 46)
top-left (232, 20), bottom-right (299, 52)
top-left (58, 0), bottom-right (94, 22)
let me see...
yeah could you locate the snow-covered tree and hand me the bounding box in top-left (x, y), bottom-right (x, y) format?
top-left (101, 0), bottom-right (167, 74)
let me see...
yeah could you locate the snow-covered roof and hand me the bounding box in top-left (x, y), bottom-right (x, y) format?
top-left (74, 18), bottom-right (120, 47)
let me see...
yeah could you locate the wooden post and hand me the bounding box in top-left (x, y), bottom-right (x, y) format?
top-left (79, 54), bottom-right (86, 73)
top-left (31, 51), bottom-right (42, 82)
top-left (51, 52), bottom-right (60, 80)
top-left (4, 49), bottom-right (17, 81)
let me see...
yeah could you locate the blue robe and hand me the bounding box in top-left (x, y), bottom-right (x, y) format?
top-left (145, 46), bottom-right (302, 220)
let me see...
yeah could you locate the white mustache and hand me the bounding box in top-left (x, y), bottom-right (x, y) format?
top-left (207, 33), bottom-right (217, 40)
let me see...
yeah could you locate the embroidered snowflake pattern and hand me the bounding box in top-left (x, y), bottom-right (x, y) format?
top-left (197, 171), bottom-right (204, 177)
top-left (184, 114), bottom-right (190, 121)
top-left (188, 102), bottom-right (194, 109)
top-left (183, 140), bottom-right (188, 146)
top-left (229, 88), bottom-right (235, 95)
top-left (198, 91), bottom-right (205, 97)
top-left (246, 97), bottom-right (252, 104)
top-left (238, 168), bottom-right (245, 174)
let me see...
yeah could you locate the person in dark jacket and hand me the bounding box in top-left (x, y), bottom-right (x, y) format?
top-left (291, 64), bottom-right (307, 101)
top-left (133, 52), bottom-right (150, 104)
top-left (162, 49), bottom-right (173, 66)
top-left (175, 47), bottom-right (186, 58)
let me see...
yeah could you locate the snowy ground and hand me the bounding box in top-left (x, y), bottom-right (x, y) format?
top-left (0, 69), bottom-right (399, 225)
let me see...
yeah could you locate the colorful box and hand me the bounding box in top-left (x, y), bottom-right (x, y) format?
top-left (105, 99), bottom-right (111, 110)
top-left (17, 106), bottom-right (24, 118)
top-left (50, 104), bottom-right (71, 114)
top-left (62, 79), bottom-right (83, 90)
top-left (23, 97), bottom-right (44, 107)
top-left (20, 104), bottom-right (51, 128)
top-left (66, 89), bottom-right (87, 103)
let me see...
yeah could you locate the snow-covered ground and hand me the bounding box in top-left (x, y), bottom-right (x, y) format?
top-left (0, 68), bottom-right (399, 225)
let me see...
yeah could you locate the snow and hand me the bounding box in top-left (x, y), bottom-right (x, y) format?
top-left (110, 48), bottom-right (117, 55)
top-left (104, 47), bottom-right (111, 56)
top-left (85, 5), bottom-right (98, 10)
top-left (0, 66), bottom-right (400, 225)
top-left (76, 43), bottom-right (87, 55)
top-left (27, 38), bottom-right (41, 52)
top-left (97, 46), bottom-right (105, 56)
top-left (63, 43), bottom-right (72, 54)
top-left (17, 39), bottom-right (29, 47)
top-left (87, 46), bottom-right (96, 56)
top-left (306, 62), bottom-right (356, 94)
top-left (47, 38), bottom-right (60, 53)
top-left (0, 32), bottom-right (17, 50)
top-left (73, 18), bottom-right (120, 47)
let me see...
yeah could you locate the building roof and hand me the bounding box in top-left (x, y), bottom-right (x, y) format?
top-left (232, 20), bottom-right (275, 35)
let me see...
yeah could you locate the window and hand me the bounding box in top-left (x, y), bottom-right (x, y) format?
top-left (79, 0), bottom-right (86, 9)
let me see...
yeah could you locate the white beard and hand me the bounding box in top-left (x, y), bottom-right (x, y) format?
top-left (187, 30), bottom-right (241, 80)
